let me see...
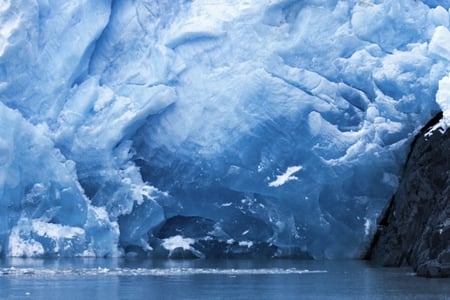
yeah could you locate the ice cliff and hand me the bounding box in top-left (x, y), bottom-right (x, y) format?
top-left (1, 0), bottom-right (450, 258)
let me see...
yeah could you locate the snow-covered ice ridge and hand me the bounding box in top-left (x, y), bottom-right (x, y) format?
top-left (1, 0), bottom-right (450, 259)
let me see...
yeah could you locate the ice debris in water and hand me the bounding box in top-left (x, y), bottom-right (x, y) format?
top-left (1, 0), bottom-right (450, 259)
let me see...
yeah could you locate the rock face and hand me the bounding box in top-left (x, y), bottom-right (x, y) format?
top-left (368, 112), bottom-right (450, 278)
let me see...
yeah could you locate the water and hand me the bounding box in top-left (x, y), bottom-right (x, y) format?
top-left (0, 258), bottom-right (448, 299)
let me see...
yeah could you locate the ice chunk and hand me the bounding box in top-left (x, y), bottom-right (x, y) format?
top-left (427, 6), bottom-right (450, 27)
top-left (8, 218), bottom-right (86, 257)
top-left (429, 26), bottom-right (450, 61)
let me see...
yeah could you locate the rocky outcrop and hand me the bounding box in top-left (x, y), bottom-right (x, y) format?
top-left (367, 112), bottom-right (450, 277)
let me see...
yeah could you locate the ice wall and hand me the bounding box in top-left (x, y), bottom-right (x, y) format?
top-left (1, 0), bottom-right (450, 258)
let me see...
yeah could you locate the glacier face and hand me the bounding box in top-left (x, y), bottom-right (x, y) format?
top-left (1, 0), bottom-right (450, 258)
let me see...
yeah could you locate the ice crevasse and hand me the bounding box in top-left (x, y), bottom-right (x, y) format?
top-left (1, 0), bottom-right (450, 259)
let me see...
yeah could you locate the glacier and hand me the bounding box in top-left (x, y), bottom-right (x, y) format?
top-left (1, 0), bottom-right (450, 259)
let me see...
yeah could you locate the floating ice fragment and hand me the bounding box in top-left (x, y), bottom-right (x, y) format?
top-left (0, 267), bottom-right (327, 276)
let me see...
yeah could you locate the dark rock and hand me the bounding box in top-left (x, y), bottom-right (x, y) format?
top-left (416, 259), bottom-right (450, 278)
top-left (367, 112), bottom-right (450, 277)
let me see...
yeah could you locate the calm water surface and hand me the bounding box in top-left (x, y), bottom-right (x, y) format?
top-left (0, 258), bottom-right (448, 299)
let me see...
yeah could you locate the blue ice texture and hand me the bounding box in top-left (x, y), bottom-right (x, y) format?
top-left (1, 0), bottom-right (450, 259)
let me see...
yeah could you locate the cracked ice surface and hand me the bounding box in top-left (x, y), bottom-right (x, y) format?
top-left (1, 0), bottom-right (450, 259)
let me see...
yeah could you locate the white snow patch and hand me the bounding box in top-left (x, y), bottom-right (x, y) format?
top-left (161, 235), bottom-right (195, 251)
top-left (425, 118), bottom-right (446, 138)
top-left (268, 166), bottom-right (303, 187)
